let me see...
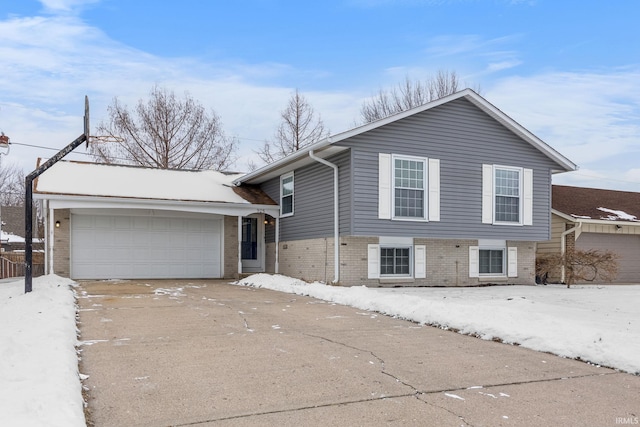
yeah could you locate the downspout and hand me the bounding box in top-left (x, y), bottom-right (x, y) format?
top-left (560, 221), bottom-right (582, 283)
top-left (309, 150), bottom-right (339, 284)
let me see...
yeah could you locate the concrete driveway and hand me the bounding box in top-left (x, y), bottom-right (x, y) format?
top-left (77, 280), bottom-right (639, 427)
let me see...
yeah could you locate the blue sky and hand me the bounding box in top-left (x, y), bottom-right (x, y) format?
top-left (1, 0), bottom-right (639, 190)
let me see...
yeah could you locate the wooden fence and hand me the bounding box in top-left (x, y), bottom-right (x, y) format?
top-left (0, 252), bottom-right (45, 279)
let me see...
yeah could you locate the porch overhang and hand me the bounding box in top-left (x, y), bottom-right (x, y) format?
top-left (35, 193), bottom-right (280, 218)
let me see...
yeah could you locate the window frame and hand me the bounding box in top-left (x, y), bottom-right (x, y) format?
top-left (391, 154), bottom-right (427, 221)
top-left (493, 165), bottom-right (523, 225)
top-left (280, 172), bottom-right (294, 218)
top-left (478, 247), bottom-right (506, 277)
top-left (379, 245), bottom-right (413, 278)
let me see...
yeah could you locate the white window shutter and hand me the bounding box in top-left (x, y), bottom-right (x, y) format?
top-left (378, 154), bottom-right (391, 219)
top-left (523, 168), bottom-right (533, 226)
top-left (508, 247), bottom-right (518, 277)
top-left (428, 159), bottom-right (440, 222)
top-left (367, 244), bottom-right (380, 279)
top-left (414, 245), bottom-right (426, 278)
top-left (482, 164), bottom-right (494, 224)
top-left (469, 246), bottom-right (479, 278)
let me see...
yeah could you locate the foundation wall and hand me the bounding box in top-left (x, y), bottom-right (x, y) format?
top-left (276, 236), bottom-right (537, 286)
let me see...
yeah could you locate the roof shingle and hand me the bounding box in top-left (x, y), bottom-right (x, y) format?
top-left (553, 185), bottom-right (640, 222)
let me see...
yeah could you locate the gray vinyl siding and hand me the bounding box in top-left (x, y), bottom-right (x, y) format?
top-left (338, 98), bottom-right (558, 241)
top-left (261, 150), bottom-right (351, 242)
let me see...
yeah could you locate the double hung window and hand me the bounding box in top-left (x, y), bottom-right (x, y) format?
top-left (494, 167), bottom-right (521, 223)
top-left (378, 153), bottom-right (439, 222)
top-left (280, 172), bottom-right (294, 217)
top-left (393, 156), bottom-right (426, 219)
top-left (482, 164), bottom-right (531, 226)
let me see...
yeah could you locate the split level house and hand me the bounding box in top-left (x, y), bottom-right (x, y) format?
top-left (34, 89), bottom-right (576, 286)
top-left (537, 185), bottom-right (640, 283)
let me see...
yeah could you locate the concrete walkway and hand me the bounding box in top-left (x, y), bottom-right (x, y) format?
top-left (77, 280), bottom-right (639, 427)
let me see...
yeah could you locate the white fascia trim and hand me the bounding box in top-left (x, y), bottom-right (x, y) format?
top-left (234, 93), bottom-right (471, 185)
top-left (236, 89), bottom-right (576, 185)
top-left (39, 194), bottom-right (280, 217)
top-left (464, 92), bottom-right (576, 172)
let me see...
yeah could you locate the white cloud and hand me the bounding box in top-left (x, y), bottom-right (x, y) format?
top-left (486, 59), bottom-right (523, 73)
top-left (38, 0), bottom-right (100, 14)
top-left (488, 69), bottom-right (640, 190)
top-left (0, 11), bottom-right (361, 173)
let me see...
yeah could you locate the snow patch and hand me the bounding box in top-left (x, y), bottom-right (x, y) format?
top-left (445, 393), bottom-right (465, 400)
top-left (597, 207), bottom-right (638, 221)
top-left (0, 275), bottom-right (85, 426)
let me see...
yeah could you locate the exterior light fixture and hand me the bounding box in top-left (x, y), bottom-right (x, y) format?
top-left (55, 221), bottom-right (61, 228)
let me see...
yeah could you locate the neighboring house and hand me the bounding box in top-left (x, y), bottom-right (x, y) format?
top-left (235, 89), bottom-right (575, 286)
top-left (537, 185), bottom-right (640, 283)
top-left (35, 89), bottom-right (576, 286)
top-left (0, 205), bottom-right (43, 252)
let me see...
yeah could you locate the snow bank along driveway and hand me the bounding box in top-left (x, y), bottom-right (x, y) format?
top-left (237, 275), bottom-right (640, 375)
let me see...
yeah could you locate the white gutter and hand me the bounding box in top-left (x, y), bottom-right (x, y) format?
top-left (560, 221), bottom-right (582, 283)
top-left (309, 149), bottom-right (339, 284)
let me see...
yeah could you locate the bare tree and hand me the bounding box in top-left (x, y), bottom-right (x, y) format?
top-left (536, 249), bottom-right (619, 288)
top-left (0, 160), bottom-right (25, 206)
top-left (90, 85), bottom-right (237, 170)
top-left (256, 89), bottom-right (327, 164)
top-left (360, 70), bottom-right (473, 123)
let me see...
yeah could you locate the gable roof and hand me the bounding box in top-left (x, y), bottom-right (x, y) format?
top-left (34, 160), bottom-right (275, 205)
top-left (553, 185), bottom-right (640, 223)
top-left (236, 88), bottom-right (577, 185)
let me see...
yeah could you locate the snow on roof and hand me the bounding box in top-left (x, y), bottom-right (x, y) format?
top-left (597, 207), bottom-right (638, 222)
top-left (1, 230), bottom-right (25, 243)
top-left (553, 185), bottom-right (640, 223)
top-left (34, 161), bottom-right (251, 204)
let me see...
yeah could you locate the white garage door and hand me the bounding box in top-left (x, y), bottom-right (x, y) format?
top-left (576, 232), bottom-right (640, 283)
top-left (71, 213), bottom-right (222, 279)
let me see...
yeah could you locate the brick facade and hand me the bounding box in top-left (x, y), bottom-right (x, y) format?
top-left (277, 237), bottom-right (336, 283)
top-left (274, 236), bottom-right (537, 287)
top-left (223, 216), bottom-right (239, 279)
top-left (50, 208), bottom-right (536, 286)
top-left (52, 209), bottom-right (71, 277)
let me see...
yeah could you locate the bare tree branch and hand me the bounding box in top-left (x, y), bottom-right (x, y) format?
top-left (90, 85), bottom-right (237, 170)
top-left (536, 249), bottom-right (619, 288)
top-left (360, 70), bottom-right (478, 123)
top-left (256, 89), bottom-right (327, 164)
top-left (0, 159), bottom-right (25, 206)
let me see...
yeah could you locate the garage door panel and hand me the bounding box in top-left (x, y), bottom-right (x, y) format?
top-left (71, 213), bottom-right (222, 279)
top-left (576, 232), bottom-right (640, 283)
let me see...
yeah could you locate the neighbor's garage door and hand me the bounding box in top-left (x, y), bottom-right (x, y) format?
top-left (576, 232), bottom-right (640, 283)
top-left (71, 213), bottom-right (222, 279)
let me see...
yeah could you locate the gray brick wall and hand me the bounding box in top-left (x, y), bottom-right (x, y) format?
top-left (277, 238), bottom-right (335, 283)
top-left (53, 209), bottom-right (70, 277)
top-left (276, 236), bottom-right (537, 287)
top-left (223, 215), bottom-right (239, 279)
top-left (265, 242), bottom-right (276, 274)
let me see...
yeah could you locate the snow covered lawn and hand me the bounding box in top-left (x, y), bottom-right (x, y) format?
top-left (0, 275), bottom-right (85, 427)
top-left (236, 274), bottom-right (640, 375)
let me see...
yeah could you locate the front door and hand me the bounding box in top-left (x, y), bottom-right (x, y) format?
top-left (241, 215), bottom-right (263, 272)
